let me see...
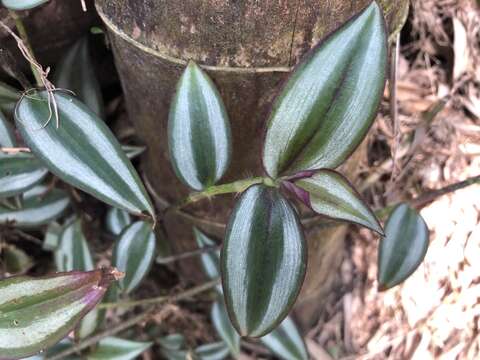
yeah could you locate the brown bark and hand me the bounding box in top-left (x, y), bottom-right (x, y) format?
top-left (96, 0), bottom-right (408, 330)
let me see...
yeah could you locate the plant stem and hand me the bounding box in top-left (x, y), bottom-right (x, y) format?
top-left (98, 278), bottom-right (219, 309)
top-left (46, 279), bottom-right (220, 360)
top-left (171, 177), bottom-right (267, 210)
top-left (156, 244), bottom-right (220, 265)
top-left (8, 11), bottom-right (43, 86)
top-left (376, 174), bottom-right (480, 219)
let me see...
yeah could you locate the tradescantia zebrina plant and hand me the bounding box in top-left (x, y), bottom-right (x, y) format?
top-left (0, 0), bottom-right (437, 357)
top-left (169, 1), bottom-right (387, 337)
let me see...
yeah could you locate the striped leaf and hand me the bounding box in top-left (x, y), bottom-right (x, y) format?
top-left (0, 186), bottom-right (70, 228)
top-left (284, 169), bottom-right (383, 234)
top-left (263, 2), bottom-right (387, 178)
top-left (54, 218), bottom-right (94, 273)
top-left (53, 217), bottom-right (99, 339)
top-left (15, 91), bottom-right (155, 218)
top-left (378, 204), bottom-right (429, 290)
top-left (221, 185), bottom-right (306, 337)
top-left (260, 316), bottom-right (308, 360)
top-left (0, 268), bottom-right (118, 359)
top-left (211, 300), bottom-right (240, 357)
top-left (168, 61), bottom-right (232, 190)
top-left (106, 207), bottom-right (132, 236)
top-left (194, 227), bottom-right (221, 282)
top-left (0, 154), bottom-right (48, 197)
top-left (54, 37), bottom-right (105, 118)
top-left (87, 337), bottom-right (152, 360)
top-left (113, 221), bottom-right (156, 294)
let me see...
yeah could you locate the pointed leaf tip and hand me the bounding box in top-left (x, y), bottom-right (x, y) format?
top-left (288, 169), bottom-right (383, 235)
top-left (14, 90), bottom-right (155, 218)
top-left (168, 61), bottom-right (232, 190)
top-left (377, 203), bottom-right (429, 290)
top-left (221, 185), bottom-right (306, 337)
top-left (263, 1), bottom-right (387, 177)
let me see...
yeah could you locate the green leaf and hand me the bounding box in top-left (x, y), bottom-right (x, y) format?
top-left (211, 300), bottom-right (240, 357)
top-left (0, 82), bottom-right (20, 116)
top-left (195, 342), bottom-right (230, 360)
top-left (1, 0), bottom-right (49, 10)
top-left (260, 316), bottom-right (308, 360)
top-left (263, 2), bottom-right (387, 178)
top-left (87, 337), bottom-right (152, 360)
top-left (285, 169), bottom-right (383, 234)
top-left (158, 334), bottom-right (185, 351)
top-left (0, 268), bottom-right (118, 359)
top-left (168, 61), bottom-right (232, 191)
top-left (54, 37), bottom-right (105, 118)
top-left (54, 218), bottom-right (94, 273)
top-left (15, 90), bottom-right (155, 218)
top-left (53, 218), bottom-right (100, 339)
top-left (0, 154), bottom-right (48, 197)
top-left (0, 110), bottom-right (16, 147)
top-left (378, 203), bottom-right (429, 290)
top-left (106, 207), bottom-right (132, 236)
top-left (3, 245), bottom-right (33, 274)
top-left (0, 185), bottom-right (70, 228)
top-left (113, 221), bottom-right (156, 294)
top-left (194, 227), bottom-right (221, 283)
top-left (43, 222), bottom-right (63, 251)
top-left (221, 184), bottom-right (306, 337)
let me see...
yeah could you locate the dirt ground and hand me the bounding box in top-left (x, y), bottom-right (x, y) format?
top-left (306, 1), bottom-right (480, 359)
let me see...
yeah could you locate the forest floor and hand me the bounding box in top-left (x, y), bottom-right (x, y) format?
top-left (307, 1), bottom-right (480, 359)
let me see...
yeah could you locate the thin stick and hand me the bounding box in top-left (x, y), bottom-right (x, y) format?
top-left (156, 245), bottom-right (220, 265)
top-left (376, 174), bottom-right (480, 219)
top-left (389, 33), bottom-right (400, 182)
top-left (46, 279), bottom-right (220, 360)
top-left (98, 278), bottom-right (219, 309)
top-left (0, 147), bottom-right (31, 154)
top-left (411, 174), bottom-right (480, 209)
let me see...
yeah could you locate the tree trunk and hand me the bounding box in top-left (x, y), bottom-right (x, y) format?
top-left (95, 0), bottom-right (408, 330)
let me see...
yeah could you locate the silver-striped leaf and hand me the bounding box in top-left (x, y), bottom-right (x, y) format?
top-left (113, 221), bottom-right (156, 294)
top-left (221, 184), bottom-right (306, 337)
top-left (0, 186), bottom-right (70, 228)
top-left (263, 2), bottom-right (387, 178)
top-left (15, 90), bottom-right (155, 218)
top-left (54, 37), bottom-right (105, 118)
top-left (168, 61), bottom-right (232, 191)
top-left (284, 169), bottom-right (383, 234)
top-left (378, 203), bottom-right (429, 290)
top-left (260, 316), bottom-right (308, 360)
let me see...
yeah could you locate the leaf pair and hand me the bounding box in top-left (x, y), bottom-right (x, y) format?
top-left (220, 2), bottom-right (387, 338)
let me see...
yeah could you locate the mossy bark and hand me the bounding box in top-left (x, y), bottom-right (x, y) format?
top-left (96, 0), bottom-right (408, 330)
